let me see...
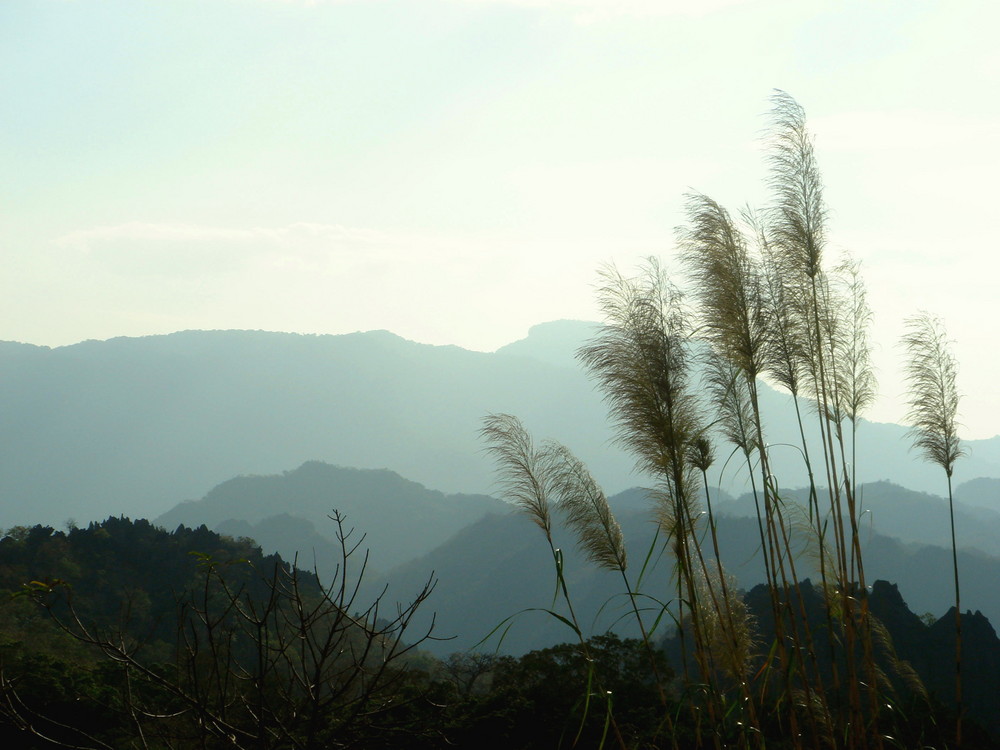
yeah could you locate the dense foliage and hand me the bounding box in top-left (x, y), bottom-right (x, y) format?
top-left (0, 518), bottom-right (669, 749)
top-left (0, 517), bottom-right (438, 748)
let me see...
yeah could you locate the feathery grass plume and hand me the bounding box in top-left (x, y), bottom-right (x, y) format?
top-left (783, 262), bottom-right (859, 614)
top-left (577, 259), bottom-right (702, 503)
top-left (679, 193), bottom-right (770, 381)
top-left (677, 195), bottom-right (786, 596)
top-left (547, 443), bottom-right (627, 573)
top-left (479, 413), bottom-right (554, 537)
top-left (686, 436), bottom-right (715, 475)
top-left (766, 89), bottom-right (826, 280)
top-left (546, 441), bottom-right (674, 713)
top-left (902, 312), bottom-right (964, 745)
top-left (868, 614), bottom-right (928, 705)
top-left (703, 350), bottom-right (759, 461)
top-left (680, 191), bottom-right (818, 708)
top-left (577, 260), bottom-right (714, 722)
top-left (833, 256), bottom-right (876, 427)
top-left (902, 314), bottom-right (964, 478)
top-left (810, 271), bottom-right (869, 593)
top-left (701, 330), bottom-right (805, 688)
top-left (792, 271), bottom-right (859, 604)
top-left (819, 270), bottom-right (865, 436)
top-left (755, 210), bottom-right (831, 538)
top-left (764, 91), bottom-right (844, 573)
top-left (763, 90), bottom-right (833, 454)
top-left (777, 245), bottom-right (881, 748)
top-left (750, 207), bottom-right (807, 399)
top-left (761, 94), bottom-right (859, 747)
top-left (649, 487), bottom-right (700, 565)
top-left (817, 260), bottom-right (873, 532)
top-left (763, 92), bottom-right (843, 534)
top-left (793, 271), bottom-right (847, 426)
top-left (830, 257), bottom-right (877, 590)
top-left (480, 414), bottom-right (633, 748)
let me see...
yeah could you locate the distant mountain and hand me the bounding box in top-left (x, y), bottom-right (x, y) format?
top-left (494, 319), bottom-right (600, 368)
top-left (0, 325), bottom-right (619, 527)
top-left (378, 485), bottom-right (1000, 657)
top-left (370, 503), bottom-right (670, 656)
top-left (108, 458), bottom-right (1000, 673)
top-left (155, 462), bottom-right (508, 572)
top-left (707, 513), bottom-right (1000, 635)
top-left (874, 587), bottom-right (1000, 741)
top-left (715, 480), bottom-right (1000, 556)
top-left (954, 476), bottom-right (1000, 513)
top-left (214, 514), bottom-right (344, 578)
top-left (2, 322), bottom-right (999, 528)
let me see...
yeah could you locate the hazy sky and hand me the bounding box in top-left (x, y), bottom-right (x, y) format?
top-left (3, 0), bottom-right (999, 437)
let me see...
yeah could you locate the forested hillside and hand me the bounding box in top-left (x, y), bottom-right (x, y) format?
top-left (2, 517), bottom-right (997, 748)
top-left (0, 517), bottom-right (438, 747)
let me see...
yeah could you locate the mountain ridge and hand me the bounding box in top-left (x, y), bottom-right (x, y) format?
top-left (3, 322), bottom-right (1000, 530)
top-left (155, 461), bottom-right (509, 572)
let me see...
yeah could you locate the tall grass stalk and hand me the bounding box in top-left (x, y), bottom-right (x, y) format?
top-left (480, 413), bottom-right (630, 749)
top-left (680, 192), bottom-right (830, 746)
top-left (902, 313), bottom-right (964, 746)
top-left (546, 443), bottom-right (671, 705)
top-left (756, 213), bottom-right (845, 702)
top-left (765, 90), bottom-right (888, 747)
top-left (688, 437), bottom-right (764, 741)
top-left (578, 260), bottom-right (727, 742)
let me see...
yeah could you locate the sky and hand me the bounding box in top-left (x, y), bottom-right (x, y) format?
top-left (2, 0), bottom-right (999, 438)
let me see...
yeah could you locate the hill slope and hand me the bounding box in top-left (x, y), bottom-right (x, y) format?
top-left (378, 488), bottom-right (1000, 657)
top-left (155, 461), bottom-right (508, 572)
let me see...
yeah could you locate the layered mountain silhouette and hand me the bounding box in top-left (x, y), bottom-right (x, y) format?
top-left (155, 461), bottom-right (507, 572)
top-left (4, 322), bottom-right (1000, 532)
top-left (0, 324), bottom-right (616, 527)
top-left (373, 494), bottom-right (1000, 656)
top-left (150, 461), bottom-right (1000, 662)
top-left (716, 480), bottom-right (1000, 556)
